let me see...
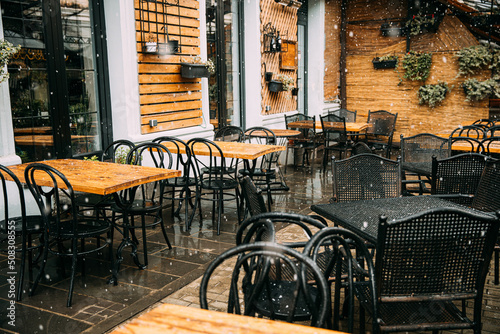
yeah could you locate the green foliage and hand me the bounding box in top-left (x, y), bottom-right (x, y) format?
top-left (0, 39), bottom-right (21, 83)
top-left (402, 51), bottom-right (432, 82)
top-left (277, 74), bottom-right (294, 91)
top-left (491, 49), bottom-right (500, 77)
top-left (462, 78), bottom-right (500, 101)
top-left (83, 155), bottom-right (99, 161)
top-left (418, 81), bottom-right (451, 108)
top-left (405, 15), bottom-right (436, 36)
top-left (377, 55), bottom-right (398, 62)
top-left (455, 45), bottom-right (492, 76)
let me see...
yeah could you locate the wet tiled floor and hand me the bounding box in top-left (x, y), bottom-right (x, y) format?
top-left (1, 158), bottom-right (500, 333)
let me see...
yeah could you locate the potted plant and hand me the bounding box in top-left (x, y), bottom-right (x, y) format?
top-left (405, 14), bottom-right (439, 36)
top-left (402, 51), bottom-right (432, 81)
top-left (181, 56), bottom-right (216, 79)
top-left (268, 80), bottom-right (283, 92)
top-left (418, 81), bottom-right (451, 107)
top-left (372, 55), bottom-right (398, 69)
top-left (491, 49), bottom-right (500, 76)
top-left (0, 39), bottom-right (20, 83)
top-left (380, 22), bottom-right (405, 37)
top-left (455, 45), bottom-right (492, 76)
top-left (462, 78), bottom-right (500, 101)
top-left (277, 74), bottom-right (294, 91)
top-left (292, 87), bottom-right (299, 96)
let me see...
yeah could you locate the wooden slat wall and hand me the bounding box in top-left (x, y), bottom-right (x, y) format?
top-left (336, 0), bottom-right (490, 139)
top-left (135, 0), bottom-right (203, 134)
top-left (260, 0), bottom-right (298, 115)
top-left (324, 0), bottom-right (341, 102)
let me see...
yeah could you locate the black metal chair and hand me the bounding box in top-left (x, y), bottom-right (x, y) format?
top-left (327, 108), bottom-right (357, 122)
top-left (213, 125), bottom-right (245, 178)
top-left (321, 114), bottom-right (353, 171)
top-left (480, 136), bottom-right (500, 158)
top-left (353, 207), bottom-right (500, 334)
top-left (472, 118), bottom-right (494, 129)
top-left (400, 133), bottom-right (451, 195)
top-left (431, 152), bottom-right (488, 206)
top-left (285, 113), bottom-right (322, 169)
top-left (0, 164), bottom-right (44, 301)
top-left (187, 138), bottom-right (240, 235)
top-left (74, 139), bottom-right (135, 220)
top-left (304, 227), bottom-right (370, 332)
top-left (199, 242), bottom-right (330, 328)
top-left (364, 110), bottom-right (398, 158)
top-left (450, 125), bottom-right (486, 139)
top-left (111, 142), bottom-right (173, 268)
top-left (239, 127), bottom-right (277, 211)
top-left (25, 163), bottom-right (115, 307)
top-left (332, 153), bottom-right (402, 203)
top-left (451, 136), bottom-right (485, 154)
top-left (486, 125), bottom-right (500, 137)
top-left (153, 137), bottom-right (198, 230)
top-left (238, 175), bottom-right (268, 218)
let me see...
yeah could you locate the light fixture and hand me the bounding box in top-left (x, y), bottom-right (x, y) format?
top-left (274, 0), bottom-right (302, 9)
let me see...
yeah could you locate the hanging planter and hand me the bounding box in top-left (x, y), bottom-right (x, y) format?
top-left (462, 78), bottom-right (500, 102)
top-left (268, 80), bottom-right (283, 92)
top-left (372, 55), bottom-right (398, 69)
top-left (418, 81), bottom-right (450, 108)
top-left (292, 87), bottom-right (299, 96)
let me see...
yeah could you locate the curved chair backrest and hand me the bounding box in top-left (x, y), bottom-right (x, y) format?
top-left (199, 242), bottom-right (330, 328)
top-left (187, 138), bottom-right (227, 181)
top-left (101, 139), bottom-right (135, 164)
top-left (332, 153), bottom-right (402, 202)
top-left (486, 125), bottom-right (500, 137)
top-left (236, 211), bottom-right (328, 248)
top-left (450, 125), bottom-right (486, 139)
top-left (239, 176), bottom-right (268, 217)
top-left (153, 136), bottom-right (192, 176)
top-left (400, 133), bottom-right (451, 162)
top-left (480, 136), bottom-right (500, 156)
top-left (327, 108), bottom-right (357, 122)
top-left (472, 118), bottom-right (494, 129)
top-left (431, 152), bottom-right (488, 205)
top-left (366, 110), bottom-right (397, 137)
top-left (214, 126), bottom-right (245, 142)
top-left (244, 127), bottom-right (277, 169)
top-left (25, 163), bottom-right (77, 236)
top-left (126, 142), bottom-right (173, 169)
top-left (451, 136), bottom-right (484, 154)
top-left (1, 165), bottom-right (27, 234)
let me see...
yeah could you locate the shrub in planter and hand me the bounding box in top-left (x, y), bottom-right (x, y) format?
top-left (402, 51), bottom-right (432, 82)
top-left (405, 14), bottom-right (439, 36)
top-left (372, 55), bottom-right (398, 69)
top-left (181, 57), bottom-right (215, 79)
top-left (462, 78), bottom-right (500, 101)
top-left (418, 81), bottom-right (451, 108)
top-left (455, 45), bottom-right (492, 76)
top-left (277, 74), bottom-right (294, 91)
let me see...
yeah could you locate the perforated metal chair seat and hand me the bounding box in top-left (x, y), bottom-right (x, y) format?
top-left (200, 178), bottom-right (239, 190)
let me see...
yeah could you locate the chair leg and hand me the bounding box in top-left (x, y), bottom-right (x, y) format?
top-left (216, 191), bottom-right (223, 235)
top-left (160, 216), bottom-right (173, 249)
top-left (17, 233), bottom-right (27, 301)
top-left (141, 215), bottom-right (148, 267)
top-left (67, 239), bottom-right (78, 307)
top-left (30, 232), bottom-right (49, 298)
top-left (495, 248), bottom-right (499, 285)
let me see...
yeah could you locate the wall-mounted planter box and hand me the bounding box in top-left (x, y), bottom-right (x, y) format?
top-left (291, 87), bottom-right (299, 96)
top-left (181, 63), bottom-right (210, 79)
top-left (372, 57), bottom-right (397, 69)
top-left (268, 80), bottom-right (283, 92)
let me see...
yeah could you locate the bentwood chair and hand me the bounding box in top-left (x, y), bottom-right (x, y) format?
top-left (353, 208), bottom-right (500, 334)
top-left (200, 242), bottom-right (330, 328)
top-left (486, 125), bottom-right (500, 137)
top-left (213, 125), bottom-right (245, 178)
top-left (239, 127), bottom-right (277, 211)
top-left (0, 165), bottom-right (44, 301)
top-left (431, 152), bottom-right (488, 206)
top-left (451, 136), bottom-right (485, 154)
top-left (472, 118), bottom-right (494, 129)
top-left (321, 114), bottom-right (353, 171)
top-left (187, 138), bottom-right (240, 234)
top-left (332, 154), bottom-right (402, 203)
top-left (25, 163), bottom-right (114, 307)
top-left (111, 142), bottom-right (173, 268)
top-left (480, 136), bottom-right (500, 158)
top-left (153, 137), bottom-right (198, 230)
top-left (75, 139), bottom-right (135, 220)
top-left (364, 110), bottom-right (397, 158)
top-left (450, 125), bottom-right (486, 139)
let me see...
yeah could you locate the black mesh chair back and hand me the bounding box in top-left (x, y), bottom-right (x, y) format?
top-left (480, 136), bottom-right (500, 157)
top-left (486, 125), bottom-right (500, 137)
top-left (199, 242), bottom-right (330, 328)
top-left (355, 208), bottom-right (499, 333)
top-left (332, 153), bottom-right (402, 203)
top-left (327, 108), bottom-right (357, 122)
top-left (284, 113), bottom-right (322, 168)
top-left (450, 125), bottom-right (486, 139)
top-left (285, 113), bottom-right (316, 139)
top-left (471, 159), bottom-right (500, 212)
top-left (450, 136), bottom-right (484, 154)
top-left (321, 114), bottom-right (352, 171)
top-left (214, 125), bottom-right (245, 142)
top-left (431, 152), bottom-right (488, 205)
top-left (400, 133), bottom-right (451, 163)
top-left (187, 138), bottom-right (240, 234)
top-left (25, 163), bottom-right (114, 307)
top-left (153, 136), bottom-right (198, 229)
top-left (239, 176), bottom-right (268, 217)
top-left (365, 110), bottom-right (397, 158)
top-left (0, 164), bottom-right (43, 302)
top-left (472, 118), bottom-right (494, 129)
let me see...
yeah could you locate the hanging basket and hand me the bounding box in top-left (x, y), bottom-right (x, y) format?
top-left (181, 63), bottom-right (210, 79)
top-left (268, 80), bottom-right (283, 92)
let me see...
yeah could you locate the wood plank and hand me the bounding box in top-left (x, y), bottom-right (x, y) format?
top-left (139, 83), bottom-right (201, 94)
top-left (138, 73), bottom-right (200, 84)
top-left (141, 117), bottom-right (203, 133)
top-left (140, 91), bottom-right (202, 105)
top-left (141, 110), bottom-right (202, 124)
top-left (140, 101), bottom-right (202, 115)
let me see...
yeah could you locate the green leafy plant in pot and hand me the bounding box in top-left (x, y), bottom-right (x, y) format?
top-left (462, 78), bottom-right (500, 101)
top-left (455, 45), bottom-right (492, 76)
top-left (418, 81), bottom-right (451, 108)
top-left (402, 51), bottom-right (432, 82)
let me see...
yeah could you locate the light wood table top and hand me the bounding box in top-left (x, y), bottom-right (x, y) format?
top-left (7, 159), bottom-right (181, 196)
top-left (245, 129), bottom-right (302, 138)
top-left (287, 120), bottom-right (369, 132)
top-left (160, 141), bottom-right (286, 160)
top-left (14, 126), bottom-right (53, 135)
top-left (452, 141), bottom-right (500, 153)
top-left (111, 303), bottom-right (344, 334)
top-left (14, 135), bottom-right (93, 146)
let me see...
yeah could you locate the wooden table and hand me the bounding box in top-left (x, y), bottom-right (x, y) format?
top-left (14, 126), bottom-right (53, 135)
top-left (14, 135), bottom-right (94, 146)
top-left (7, 159), bottom-right (181, 279)
top-left (111, 303), bottom-right (344, 334)
top-left (286, 120), bottom-right (369, 133)
top-left (451, 141), bottom-right (500, 153)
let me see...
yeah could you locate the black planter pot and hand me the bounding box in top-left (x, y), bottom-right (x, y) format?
top-left (268, 80), bottom-right (283, 92)
top-left (265, 72), bottom-right (273, 82)
top-left (291, 87), bottom-right (299, 96)
top-left (181, 63), bottom-right (210, 79)
top-left (372, 58), bottom-right (397, 69)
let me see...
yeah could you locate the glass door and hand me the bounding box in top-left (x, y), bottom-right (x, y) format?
top-left (4, 0), bottom-right (109, 162)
